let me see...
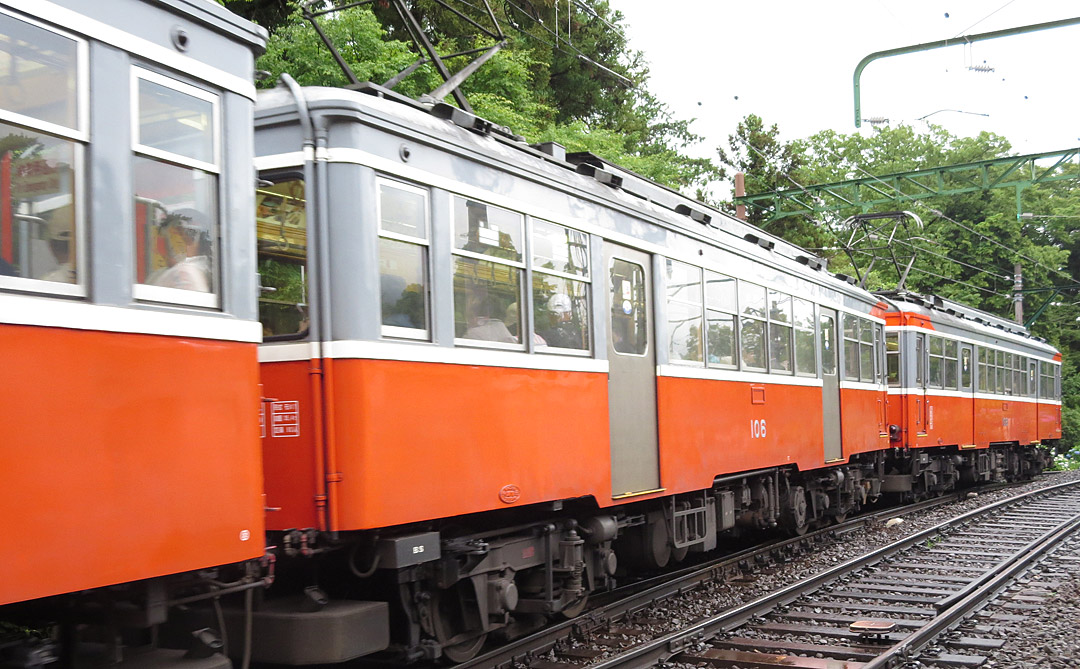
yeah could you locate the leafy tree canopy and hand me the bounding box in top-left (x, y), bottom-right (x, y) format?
top-left (227, 0), bottom-right (721, 193)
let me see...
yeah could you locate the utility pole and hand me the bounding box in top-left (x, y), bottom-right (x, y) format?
top-left (1013, 262), bottom-right (1023, 324)
top-left (735, 173), bottom-right (747, 221)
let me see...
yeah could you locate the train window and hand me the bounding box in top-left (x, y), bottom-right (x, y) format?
top-left (705, 272), bottom-right (737, 368)
top-left (739, 281), bottom-right (766, 318)
top-left (453, 196), bottom-right (523, 262)
top-left (0, 15), bottom-right (85, 293)
top-left (532, 221), bottom-right (590, 352)
top-left (842, 314), bottom-right (859, 381)
top-left (610, 258), bottom-right (648, 356)
top-left (453, 256), bottom-right (523, 348)
top-left (532, 219), bottom-right (588, 277)
top-left (961, 347), bottom-right (972, 389)
top-left (452, 197), bottom-right (524, 349)
top-left (131, 69), bottom-right (219, 308)
top-left (135, 76), bottom-right (215, 165)
top-left (768, 291), bottom-right (792, 374)
top-left (944, 339), bottom-right (958, 390)
top-left (859, 317), bottom-right (874, 383)
top-left (257, 179), bottom-right (308, 338)
top-left (977, 348), bottom-right (989, 392)
top-left (820, 313), bottom-right (836, 376)
top-left (927, 336), bottom-right (943, 388)
top-left (995, 351), bottom-right (1005, 394)
top-left (740, 282), bottom-right (767, 371)
top-left (997, 352), bottom-right (1006, 395)
top-left (885, 332), bottom-right (900, 386)
top-left (379, 180), bottom-right (429, 338)
top-left (875, 324), bottom-right (886, 384)
top-left (0, 14), bottom-right (82, 131)
top-left (1039, 361), bottom-right (1051, 399)
top-left (793, 298), bottom-right (815, 376)
top-left (914, 335), bottom-right (924, 386)
top-left (665, 259), bottom-right (703, 363)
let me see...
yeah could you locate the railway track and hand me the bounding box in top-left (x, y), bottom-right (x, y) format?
top-left (427, 487), bottom-right (975, 669)
top-left (531, 479), bottom-right (1080, 669)
top-left (415, 476), bottom-right (1080, 669)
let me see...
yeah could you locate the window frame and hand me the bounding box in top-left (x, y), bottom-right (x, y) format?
top-left (705, 270), bottom-right (738, 370)
top-left (530, 217), bottom-right (592, 355)
top-left (130, 67), bottom-right (221, 174)
top-left (130, 67), bottom-right (222, 309)
top-left (256, 172), bottom-right (309, 341)
top-left (451, 195), bottom-right (526, 350)
top-left (377, 177), bottom-right (431, 341)
top-left (739, 281), bottom-right (768, 372)
top-left (664, 258), bottom-right (704, 365)
top-left (0, 11), bottom-right (88, 297)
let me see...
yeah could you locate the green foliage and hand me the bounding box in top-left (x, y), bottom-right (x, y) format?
top-left (243, 3), bottom-right (720, 193)
top-left (718, 114), bottom-right (1080, 451)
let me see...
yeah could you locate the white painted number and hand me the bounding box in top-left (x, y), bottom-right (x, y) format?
top-left (412, 545), bottom-right (425, 554)
top-left (750, 419), bottom-right (767, 439)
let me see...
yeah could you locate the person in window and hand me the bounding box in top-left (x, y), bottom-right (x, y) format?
top-left (38, 215), bottom-right (75, 283)
top-left (538, 293), bottom-right (582, 349)
top-left (464, 292), bottom-right (516, 343)
top-left (148, 208), bottom-right (212, 292)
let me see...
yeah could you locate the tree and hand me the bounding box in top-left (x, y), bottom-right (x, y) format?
top-left (245, 2), bottom-right (720, 192)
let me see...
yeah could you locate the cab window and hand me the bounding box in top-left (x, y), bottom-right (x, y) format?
top-left (257, 178), bottom-right (307, 338)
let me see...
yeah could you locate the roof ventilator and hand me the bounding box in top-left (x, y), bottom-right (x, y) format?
top-left (431, 103), bottom-right (523, 141)
top-left (576, 163), bottom-right (623, 189)
top-left (833, 272), bottom-right (858, 286)
top-left (532, 141), bottom-right (566, 162)
top-left (675, 204), bottom-right (713, 227)
top-left (796, 255), bottom-right (826, 271)
top-left (743, 233), bottom-right (775, 251)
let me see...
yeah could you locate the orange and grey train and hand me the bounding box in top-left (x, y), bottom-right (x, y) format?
top-left (0, 0), bottom-right (1061, 666)
top-left (249, 84), bottom-right (1058, 662)
top-left (0, 0), bottom-right (268, 667)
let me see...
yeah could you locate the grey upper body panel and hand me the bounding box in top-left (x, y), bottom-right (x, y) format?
top-left (254, 86), bottom-right (882, 322)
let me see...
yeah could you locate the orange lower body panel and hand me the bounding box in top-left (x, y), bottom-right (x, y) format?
top-left (0, 324), bottom-right (264, 606)
top-left (261, 358), bottom-right (612, 531)
top-left (1038, 403), bottom-right (1062, 440)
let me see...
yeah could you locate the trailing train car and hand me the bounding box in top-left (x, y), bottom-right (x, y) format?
top-left (250, 83), bottom-right (908, 663)
top-left (878, 291), bottom-right (1058, 497)
top-left (0, 0), bottom-right (266, 666)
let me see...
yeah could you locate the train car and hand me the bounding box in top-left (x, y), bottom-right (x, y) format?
top-left (879, 291), bottom-right (1058, 497)
top-left (250, 83), bottom-right (901, 663)
top-left (0, 0), bottom-right (266, 666)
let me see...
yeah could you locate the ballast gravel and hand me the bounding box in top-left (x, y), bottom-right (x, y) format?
top-left (564, 470), bottom-right (1080, 667)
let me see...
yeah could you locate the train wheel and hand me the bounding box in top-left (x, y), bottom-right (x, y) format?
top-left (558, 591), bottom-right (589, 619)
top-left (783, 486), bottom-right (809, 536)
top-left (426, 580), bottom-right (488, 663)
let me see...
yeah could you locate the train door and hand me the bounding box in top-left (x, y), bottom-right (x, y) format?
top-left (914, 333), bottom-right (928, 435)
top-left (820, 308), bottom-right (842, 461)
top-left (960, 344), bottom-right (975, 445)
top-left (604, 243), bottom-right (660, 496)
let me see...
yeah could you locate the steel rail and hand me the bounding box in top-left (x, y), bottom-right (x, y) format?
top-left (863, 503), bottom-right (1080, 668)
top-left (582, 478), bottom-right (1080, 669)
top-left (451, 488), bottom-right (982, 668)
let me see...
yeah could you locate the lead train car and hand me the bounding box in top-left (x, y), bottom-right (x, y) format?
top-left (252, 84), bottom-right (921, 663)
top-left (0, 0), bottom-right (267, 666)
top-left (879, 291), bottom-right (1059, 496)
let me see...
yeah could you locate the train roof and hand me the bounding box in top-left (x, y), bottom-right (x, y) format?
top-left (877, 290), bottom-right (1057, 355)
top-left (255, 83), bottom-right (879, 306)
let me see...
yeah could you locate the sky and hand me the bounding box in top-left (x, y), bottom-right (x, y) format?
top-left (614, 1), bottom-right (1080, 166)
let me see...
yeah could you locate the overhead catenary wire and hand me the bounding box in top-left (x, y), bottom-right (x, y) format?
top-left (847, 163), bottom-right (1073, 283)
top-left (501, 0), bottom-right (632, 86)
top-left (736, 137), bottom-right (1022, 298)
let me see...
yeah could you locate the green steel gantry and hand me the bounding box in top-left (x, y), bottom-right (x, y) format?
top-left (733, 148), bottom-right (1080, 222)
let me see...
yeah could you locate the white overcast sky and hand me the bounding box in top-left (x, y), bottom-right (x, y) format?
top-left (614, 1), bottom-right (1080, 163)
